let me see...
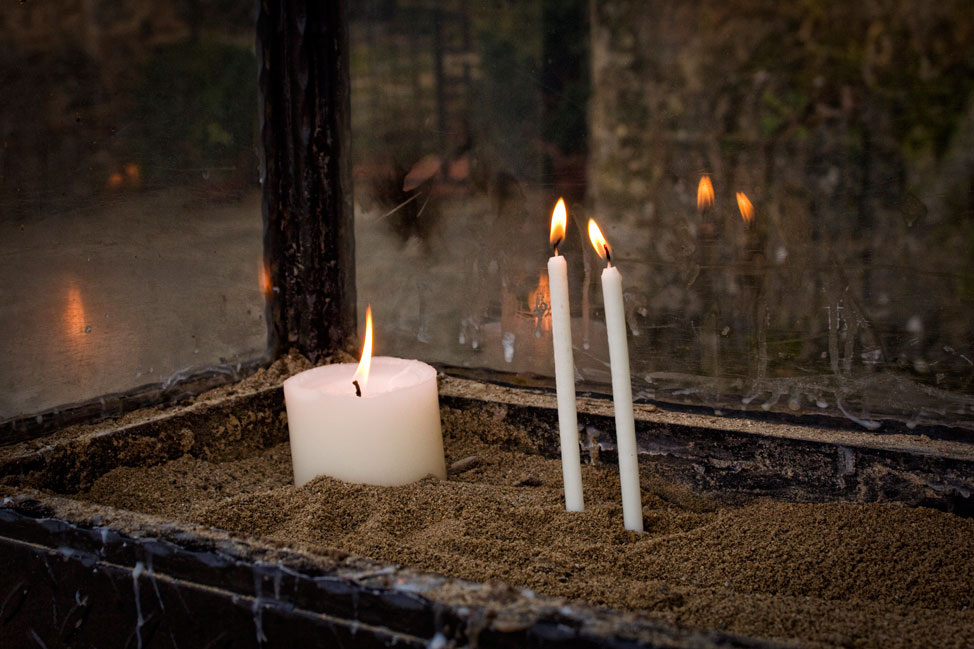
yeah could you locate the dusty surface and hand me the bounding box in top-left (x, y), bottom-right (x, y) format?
top-left (439, 375), bottom-right (974, 459)
top-left (0, 189), bottom-right (266, 421)
top-left (72, 405), bottom-right (974, 649)
top-left (0, 350), bottom-right (315, 466)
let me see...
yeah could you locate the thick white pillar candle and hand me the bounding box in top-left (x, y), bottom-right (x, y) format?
top-left (548, 199), bottom-right (584, 512)
top-left (588, 219), bottom-right (643, 532)
top-left (283, 357), bottom-right (446, 487)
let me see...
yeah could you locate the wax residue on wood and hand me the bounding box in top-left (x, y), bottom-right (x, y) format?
top-left (79, 407), bottom-right (974, 649)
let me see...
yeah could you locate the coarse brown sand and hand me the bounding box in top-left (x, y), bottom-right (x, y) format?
top-left (77, 407), bottom-right (974, 649)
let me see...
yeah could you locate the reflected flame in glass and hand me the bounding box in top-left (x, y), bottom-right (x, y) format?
top-left (697, 175), bottom-right (715, 211)
top-left (64, 286), bottom-right (87, 340)
top-left (587, 218), bottom-right (611, 262)
top-left (528, 273), bottom-right (552, 334)
top-left (736, 191), bottom-right (754, 224)
top-left (107, 172), bottom-right (124, 190)
top-left (353, 305), bottom-right (373, 394)
top-left (107, 163), bottom-right (141, 190)
top-left (259, 260), bottom-right (272, 296)
top-left (549, 197), bottom-right (568, 252)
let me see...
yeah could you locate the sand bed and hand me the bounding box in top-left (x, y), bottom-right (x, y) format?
top-left (67, 406), bottom-right (974, 649)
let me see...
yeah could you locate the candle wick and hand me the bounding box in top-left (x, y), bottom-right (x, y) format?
top-left (604, 245), bottom-right (613, 266)
top-left (552, 238), bottom-right (562, 256)
top-left (352, 380), bottom-right (362, 397)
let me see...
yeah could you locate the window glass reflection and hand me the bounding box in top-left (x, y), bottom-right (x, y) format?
top-left (0, 1), bottom-right (264, 421)
top-left (351, 1), bottom-right (974, 431)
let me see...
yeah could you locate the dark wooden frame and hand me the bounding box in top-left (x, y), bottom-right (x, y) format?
top-left (1, 0), bottom-right (356, 445)
top-left (259, 0), bottom-right (356, 362)
top-left (2, 377), bottom-right (972, 648)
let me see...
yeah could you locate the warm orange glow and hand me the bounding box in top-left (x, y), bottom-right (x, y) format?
top-left (259, 261), bottom-right (272, 296)
top-left (736, 192), bottom-right (754, 224)
top-left (64, 286), bottom-right (87, 340)
top-left (528, 273), bottom-right (552, 333)
top-left (549, 198), bottom-right (568, 252)
top-left (697, 175), bottom-right (715, 211)
top-left (587, 218), bottom-right (612, 263)
top-left (352, 305), bottom-right (373, 394)
top-left (107, 172), bottom-right (124, 190)
top-left (403, 154), bottom-right (442, 192)
top-left (124, 163), bottom-right (140, 183)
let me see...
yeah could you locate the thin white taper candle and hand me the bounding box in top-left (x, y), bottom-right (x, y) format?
top-left (548, 199), bottom-right (584, 512)
top-left (588, 219), bottom-right (643, 532)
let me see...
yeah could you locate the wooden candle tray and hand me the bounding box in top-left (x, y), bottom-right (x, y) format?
top-left (1, 377), bottom-right (972, 648)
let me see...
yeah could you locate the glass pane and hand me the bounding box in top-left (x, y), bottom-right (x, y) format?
top-left (0, 2), bottom-right (265, 421)
top-left (351, 1), bottom-right (974, 432)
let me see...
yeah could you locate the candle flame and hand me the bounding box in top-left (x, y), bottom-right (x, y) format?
top-left (697, 175), bottom-right (714, 211)
top-left (587, 218), bottom-right (612, 263)
top-left (353, 305), bottom-right (373, 394)
top-left (549, 198), bottom-right (568, 253)
top-left (736, 191), bottom-right (754, 224)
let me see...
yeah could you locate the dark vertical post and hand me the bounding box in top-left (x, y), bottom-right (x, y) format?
top-left (258, 0), bottom-right (356, 362)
